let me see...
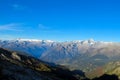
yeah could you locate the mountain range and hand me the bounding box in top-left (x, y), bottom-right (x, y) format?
top-left (0, 39), bottom-right (120, 79)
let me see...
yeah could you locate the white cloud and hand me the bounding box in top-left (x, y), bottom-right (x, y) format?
top-left (12, 4), bottom-right (26, 10)
top-left (38, 24), bottom-right (49, 30)
top-left (0, 23), bottom-right (23, 31)
top-left (12, 4), bottom-right (19, 8)
top-left (38, 24), bottom-right (62, 33)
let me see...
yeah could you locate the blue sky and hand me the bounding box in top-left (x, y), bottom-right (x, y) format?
top-left (0, 0), bottom-right (120, 41)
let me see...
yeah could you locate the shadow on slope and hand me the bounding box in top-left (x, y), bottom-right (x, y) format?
top-left (92, 74), bottom-right (119, 80)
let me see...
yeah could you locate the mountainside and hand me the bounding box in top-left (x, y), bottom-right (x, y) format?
top-left (0, 39), bottom-right (120, 79)
top-left (0, 48), bottom-right (87, 80)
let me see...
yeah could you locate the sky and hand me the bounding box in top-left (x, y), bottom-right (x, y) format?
top-left (0, 0), bottom-right (120, 42)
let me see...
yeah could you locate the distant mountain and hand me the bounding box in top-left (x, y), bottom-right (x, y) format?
top-left (0, 39), bottom-right (120, 79)
top-left (1, 39), bottom-right (120, 59)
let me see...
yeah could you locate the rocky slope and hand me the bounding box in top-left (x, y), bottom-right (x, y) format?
top-left (0, 48), bottom-right (86, 80)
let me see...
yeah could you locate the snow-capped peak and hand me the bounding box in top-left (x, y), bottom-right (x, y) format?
top-left (15, 38), bottom-right (54, 43)
top-left (16, 38), bottom-right (42, 42)
top-left (43, 40), bottom-right (54, 43)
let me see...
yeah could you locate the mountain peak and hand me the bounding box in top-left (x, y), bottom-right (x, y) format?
top-left (16, 38), bottom-right (42, 42)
